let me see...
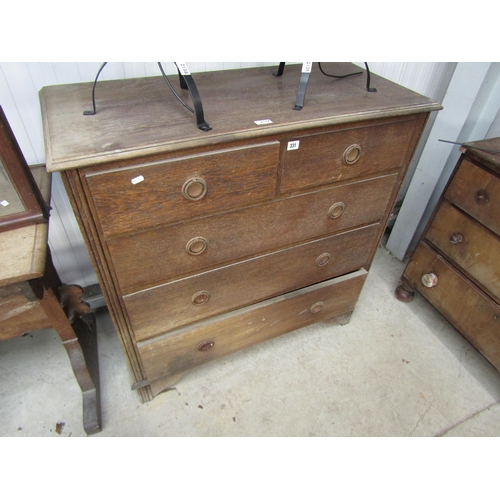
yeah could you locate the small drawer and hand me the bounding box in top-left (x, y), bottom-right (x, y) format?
top-left (124, 224), bottom-right (379, 341)
top-left (426, 201), bottom-right (500, 301)
top-left (84, 142), bottom-right (280, 238)
top-left (137, 269), bottom-right (368, 384)
top-left (403, 242), bottom-right (500, 372)
top-left (445, 159), bottom-right (500, 237)
top-left (109, 173), bottom-right (396, 293)
top-left (280, 117), bottom-right (419, 192)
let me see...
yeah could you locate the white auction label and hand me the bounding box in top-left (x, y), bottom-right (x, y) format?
top-left (287, 140), bottom-right (300, 151)
top-left (302, 62), bottom-right (313, 73)
top-left (254, 119), bottom-right (273, 125)
top-left (176, 62), bottom-right (191, 76)
top-left (131, 175), bottom-right (145, 185)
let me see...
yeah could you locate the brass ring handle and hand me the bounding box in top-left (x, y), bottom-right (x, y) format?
top-left (342, 144), bottom-right (362, 165)
top-left (475, 189), bottom-right (489, 204)
top-left (186, 236), bottom-right (208, 255)
top-left (328, 202), bottom-right (345, 219)
top-left (316, 253), bottom-right (331, 267)
top-left (182, 177), bottom-right (207, 201)
top-left (450, 232), bottom-right (464, 244)
top-left (309, 301), bottom-right (324, 314)
top-left (421, 273), bottom-right (438, 288)
top-left (192, 290), bottom-right (211, 305)
top-left (197, 340), bottom-right (214, 352)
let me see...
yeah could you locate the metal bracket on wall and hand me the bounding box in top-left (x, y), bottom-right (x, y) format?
top-left (274, 62), bottom-right (377, 111)
top-left (84, 62), bottom-right (212, 132)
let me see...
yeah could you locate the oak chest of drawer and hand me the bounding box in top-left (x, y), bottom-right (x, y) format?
top-left (397, 138), bottom-right (500, 373)
top-left (40, 63), bottom-right (440, 402)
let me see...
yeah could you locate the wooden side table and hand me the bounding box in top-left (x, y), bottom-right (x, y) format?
top-left (0, 166), bottom-right (101, 435)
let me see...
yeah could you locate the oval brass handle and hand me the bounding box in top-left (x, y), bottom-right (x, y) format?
top-left (182, 177), bottom-right (207, 201)
top-left (197, 340), bottom-right (214, 352)
top-left (309, 301), bottom-right (324, 314)
top-left (474, 189), bottom-right (489, 204)
top-left (316, 253), bottom-right (331, 267)
top-left (450, 232), bottom-right (464, 244)
top-left (342, 144), bottom-right (362, 165)
top-left (422, 273), bottom-right (438, 288)
top-left (328, 202), bottom-right (345, 219)
top-left (192, 290), bottom-right (211, 305)
top-left (186, 236), bottom-right (208, 255)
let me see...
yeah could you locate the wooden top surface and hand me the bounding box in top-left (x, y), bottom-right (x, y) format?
top-left (40, 63), bottom-right (442, 172)
top-left (0, 166), bottom-right (50, 286)
top-left (463, 137), bottom-right (500, 175)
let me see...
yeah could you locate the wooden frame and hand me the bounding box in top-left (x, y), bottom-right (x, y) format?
top-left (0, 106), bottom-right (49, 232)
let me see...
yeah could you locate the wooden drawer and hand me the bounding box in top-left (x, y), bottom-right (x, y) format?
top-left (125, 224), bottom-right (379, 341)
top-left (426, 201), bottom-right (500, 301)
top-left (109, 173), bottom-right (396, 293)
top-left (403, 242), bottom-right (500, 371)
top-left (280, 117), bottom-right (419, 192)
top-left (85, 142), bottom-right (280, 238)
top-left (138, 269), bottom-right (368, 384)
top-left (445, 159), bottom-right (500, 237)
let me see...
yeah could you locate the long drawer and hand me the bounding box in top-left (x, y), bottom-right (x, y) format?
top-left (125, 224), bottom-right (379, 341)
top-left (425, 200), bottom-right (500, 301)
top-left (109, 173), bottom-right (396, 293)
top-left (84, 142), bottom-right (280, 237)
top-left (280, 117), bottom-right (419, 192)
top-left (445, 159), bottom-right (500, 237)
top-left (138, 269), bottom-right (368, 384)
top-left (403, 242), bottom-right (500, 371)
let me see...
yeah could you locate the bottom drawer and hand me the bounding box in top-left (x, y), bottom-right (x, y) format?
top-left (138, 268), bottom-right (368, 385)
top-left (403, 242), bottom-right (500, 370)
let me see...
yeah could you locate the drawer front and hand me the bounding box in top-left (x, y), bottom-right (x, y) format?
top-left (280, 117), bottom-right (419, 192)
top-left (138, 269), bottom-right (368, 384)
top-left (403, 242), bottom-right (500, 371)
top-left (125, 224), bottom-right (379, 341)
top-left (445, 159), bottom-right (500, 237)
top-left (426, 201), bottom-right (500, 301)
top-left (85, 142), bottom-right (280, 237)
top-left (109, 173), bottom-right (396, 293)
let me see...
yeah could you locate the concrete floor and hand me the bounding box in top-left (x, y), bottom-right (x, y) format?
top-left (2, 245), bottom-right (500, 437)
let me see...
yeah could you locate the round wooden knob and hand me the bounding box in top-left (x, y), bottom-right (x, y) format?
top-left (421, 273), bottom-right (438, 288)
top-left (182, 177), bottom-right (207, 201)
top-left (192, 290), bottom-right (210, 305)
top-left (186, 236), bottom-right (208, 255)
top-left (474, 189), bottom-right (489, 204)
top-left (342, 144), bottom-right (362, 165)
top-left (309, 301), bottom-right (324, 314)
top-left (197, 340), bottom-right (214, 352)
top-left (449, 232), bottom-right (464, 244)
top-left (328, 202), bottom-right (345, 219)
top-left (316, 253), bottom-right (331, 267)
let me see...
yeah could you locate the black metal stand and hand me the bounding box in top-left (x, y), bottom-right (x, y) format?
top-left (274, 62), bottom-right (377, 111)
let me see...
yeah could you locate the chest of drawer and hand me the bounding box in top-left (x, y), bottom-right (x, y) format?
top-left (84, 142), bottom-right (280, 238)
top-left (445, 159), bottom-right (500, 237)
top-left (280, 117), bottom-right (420, 193)
top-left (137, 269), bottom-right (368, 385)
top-left (109, 173), bottom-right (397, 293)
top-left (425, 201), bottom-right (500, 301)
top-left (124, 224), bottom-right (380, 341)
top-left (403, 242), bottom-right (500, 370)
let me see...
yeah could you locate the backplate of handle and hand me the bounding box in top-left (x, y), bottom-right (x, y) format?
top-left (342, 144), bottom-right (362, 165)
top-left (182, 177), bottom-right (207, 201)
top-left (186, 236), bottom-right (208, 255)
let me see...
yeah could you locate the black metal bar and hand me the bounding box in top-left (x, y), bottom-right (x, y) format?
top-left (273, 62), bottom-right (286, 77)
top-left (83, 62), bottom-right (108, 115)
top-left (364, 63), bottom-right (377, 92)
top-left (293, 70), bottom-right (311, 111)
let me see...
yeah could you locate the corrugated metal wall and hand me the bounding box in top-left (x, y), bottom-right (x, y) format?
top-left (0, 62), bottom-right (454, 285)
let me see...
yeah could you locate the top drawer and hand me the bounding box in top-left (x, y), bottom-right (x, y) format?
top-left (280, 117), bottom-right (420, 193)
top-left (445, 159), bottom-right (500, 237)
top-left (84, 142), bottom-right (280, 238)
